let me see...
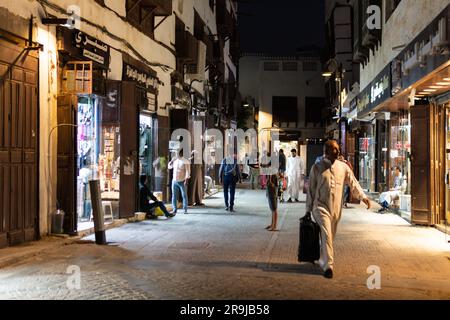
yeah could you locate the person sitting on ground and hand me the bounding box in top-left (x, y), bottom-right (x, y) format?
top-left (139, 175), bottom-right (175, 219)
top-left (378, 167), bottom-right (407, 213)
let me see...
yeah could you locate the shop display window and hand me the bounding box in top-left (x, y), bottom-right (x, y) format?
top-left (76, 96), bottom-right (121, 226)
top-left (359, 135), bottom-right (376, 192)
top-left (389, 112), bottom-right (411, 196)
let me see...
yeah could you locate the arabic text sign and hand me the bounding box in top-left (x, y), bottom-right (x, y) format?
top-left (73, 30), bottom-right (110, 68)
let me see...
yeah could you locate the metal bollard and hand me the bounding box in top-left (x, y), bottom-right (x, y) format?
top-left (89, 179), bottom-right (107, 245)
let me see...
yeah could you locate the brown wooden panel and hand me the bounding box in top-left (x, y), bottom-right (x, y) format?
top-left (0, 165), bottom-right (6, 234)
top-left (25, 71), bottom-right (36, 85)
top-left (2, 80), bottom-right (11, 148)
top-left (24, 85), bottom-right (31, 148)
top-left (31, 84), bottom-right (37, 149)
top-left (10, 82), bottom-right (18, 148)
top-left (23, 164), bottom-right (36, 230)
top-left (0, 41), bottom-right (39, 247)
top-left (8, 230), bottom-right (24, 246)
top-left (120, 81), bottom-right (138, 218)
top-left (0, 76), bottom-right (4, 148)
top-left (10, 150), bottom-right (22, 163)
top-left (0, 151), bottom-right (8, 163)
top-left (11, 67), bottom-right (23, 82)
top-left (57, 94), bottom-right (77, 234)
top-left (24, 151), bottom-right (35, 163)
top-left (411, 104), bottom-right (432, 225)
top-left (0, 232), bottom-right (7, 249)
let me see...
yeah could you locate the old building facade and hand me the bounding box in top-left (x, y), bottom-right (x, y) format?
top-left (340, 0), bottom-right (450, 229)
top-left (0, 0), bottom-right (238, 247)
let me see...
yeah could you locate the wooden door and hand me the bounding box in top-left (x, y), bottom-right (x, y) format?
top-left (57, 95), bottom-right (78, 234)
top-left (411, 104), bottom-right (432, 225)
top-left (119, 82), bottom-right (138, 218)
top-left (0, 40), bottom-right (39, 247)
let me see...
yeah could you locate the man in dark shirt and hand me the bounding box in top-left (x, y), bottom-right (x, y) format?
top-left (219, 151), bottom-right (242, 212)
top-left (139, 175), bottom-right (175, 219)
top-left (278, 149), bottom-right (286, 174)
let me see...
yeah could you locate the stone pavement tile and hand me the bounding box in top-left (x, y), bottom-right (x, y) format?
top-left (0, 189), bottom-right (449, 299)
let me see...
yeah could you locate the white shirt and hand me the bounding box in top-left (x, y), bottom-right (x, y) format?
top-left (168, 157), bottom-right (191, 182)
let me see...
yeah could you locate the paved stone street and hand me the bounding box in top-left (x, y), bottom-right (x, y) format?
top-left (0, 189), bottom-right (449, 300)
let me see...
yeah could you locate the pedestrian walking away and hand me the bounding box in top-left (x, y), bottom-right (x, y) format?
top-left (139, 175), bottom-right (175, 219)
top-left (306, 140), bottom-right (371, 279)
top-left (219, 151), bottom-right (242, 212)
top-left (168, 149), bottom-right (190, 214)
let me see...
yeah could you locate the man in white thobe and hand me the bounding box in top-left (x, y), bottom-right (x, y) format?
top-left (306, 140), bottom-right (371, 279)
top-left (378, 166), bottom-right (406, 213)
top-left (286, 149), bottom-right (304, 202)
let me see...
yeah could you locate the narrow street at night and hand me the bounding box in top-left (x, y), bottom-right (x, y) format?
top-left (0, 189), bottom-right (449, 300)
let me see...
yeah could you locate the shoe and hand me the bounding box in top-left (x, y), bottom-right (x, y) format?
top-left (225, 207), bottom-right (229, 211)
top-left (324, 268), bottom-right (333, 279)
top-left (287, 198), bottom-right (293, 203)
top-left (184, 210), bottom-right (188, 214)
top-left (167, 213), bottom-right (176, 218)
top-left (295, 199), bottom-right (300, 202)
top-left (378, 208), bottom-right (386, 213)
top-left (169, 211), bottom-right (177, 215)
top-left (195, 203), bottom-right (205, 206)
top-left (229, 207), bottom-right (235, 213)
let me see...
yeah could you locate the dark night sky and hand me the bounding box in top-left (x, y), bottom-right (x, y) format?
top-left (238, 0), bottom-right (326, 54)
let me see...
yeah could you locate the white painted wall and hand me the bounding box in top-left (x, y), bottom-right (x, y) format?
top-left (240, 55), bottom-right (326, 139)
top-left (360, 0), bottom-right (450, 89)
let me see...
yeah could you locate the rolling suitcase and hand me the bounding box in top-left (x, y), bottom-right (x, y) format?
top-left (298, 212), bottom-right (321, 263)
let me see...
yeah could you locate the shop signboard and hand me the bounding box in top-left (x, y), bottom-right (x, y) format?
top-left (122, 61), bottom-right (159, 112)
top-left (171, 86), bottom-right (191, 108)
top-left (357, 64), bottom-right (392, 118)
top-left (59, 27), bottom-right (110, 69)
top-left (123, 62), bottom-right (158, 92)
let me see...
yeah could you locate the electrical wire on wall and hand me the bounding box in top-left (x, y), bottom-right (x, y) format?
top-left (36, 0), bottom-right (174, 73)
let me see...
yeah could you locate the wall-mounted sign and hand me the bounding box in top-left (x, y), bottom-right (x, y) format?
top-left (171, 85), bottom-right (191, 108)
top-left (123, 62), bottom-right (158, 92)
top-left (357, 64), bottom-right (392, 118)
top-left (58, 27), bottom-right (110, 69)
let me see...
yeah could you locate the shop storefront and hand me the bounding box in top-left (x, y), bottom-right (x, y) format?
top-left (121, 54), bottom-right (160, 217)
top-left (56, 27), bottom-right (110, 233)
top-left (355, 64), bottom-right (393, 194)
top-left (373, 4), bottom-right (450, 226)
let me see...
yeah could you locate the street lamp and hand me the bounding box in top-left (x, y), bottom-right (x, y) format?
top-left (322, 58), bottom-right (345, 144)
